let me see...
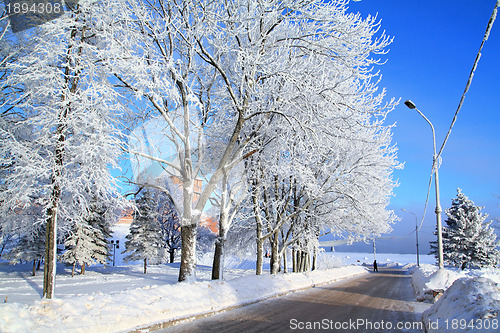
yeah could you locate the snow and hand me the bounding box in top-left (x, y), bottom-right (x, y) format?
top-left (423, 277), bottom-right (500, 333)
top-left (0, 262), bottom-right (367, 333)
top-left (410, 264), bottom-right (500, 332)
top-left (2, 252), bottom-right (497, 333)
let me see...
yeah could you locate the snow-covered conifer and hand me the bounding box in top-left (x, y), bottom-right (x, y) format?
top-left (432, 189), bottom-right (500, 268)
top-left (60, 196), bottom-right (112, 275)
top-left (124, 189), bottom-right (166, 273)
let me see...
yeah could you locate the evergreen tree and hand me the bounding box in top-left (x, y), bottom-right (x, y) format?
top-left (59, 223), bottom-right (98, 276)
top-left (124, 189), bottom-right (166, 274)
top-left (431, 189), bottom-right (500, 268)
top-left (60, 197), bottom-right (112, 276)
top-left (86, 197), bottom-right (113, 266)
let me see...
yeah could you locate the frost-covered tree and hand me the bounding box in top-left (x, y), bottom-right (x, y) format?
top-left (124, 189), bottom-right (167, 274)
top-left (242, 31), bottom-right (399, 275)
top-left (5, 223), bottom-right (46, 276)
top-left (60, 196), bottom-right (112, 276)
top-left (156, 191), bottom-right (182, 264)
top-left (431, 189), bottom-right (500, 268)
top-left (0, 1), bottom-right (128, 298)
top-left (109, 0), bottom-right (398, 282)
top-left (60, 223), bottom-right (98, 276)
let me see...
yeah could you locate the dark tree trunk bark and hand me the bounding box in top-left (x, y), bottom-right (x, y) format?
top-left (81, 262), bottom-right (86, 275)
top-left (292, 248), bottom-right (297, 273)
top-left (43, 194), bottom-right (59, 299)
top-left (144, 258), bottom-right (147, 274)
top-left (169, 250), bottom-right (175, 263)
top-left (32, 260), bottom-right (36, 277)
top-left (312, 249), bottom-right (317, 271)
top-left (211, 236), bottom-right (224, 280)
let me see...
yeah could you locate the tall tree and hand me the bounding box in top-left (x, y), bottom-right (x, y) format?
top-left (0, 1), bottom-right (127, 298)
top-left (431, 188), bottom-right (500, 268)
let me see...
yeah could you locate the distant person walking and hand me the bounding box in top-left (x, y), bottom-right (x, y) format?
top-left (373, 260), bottom-right (378, 272)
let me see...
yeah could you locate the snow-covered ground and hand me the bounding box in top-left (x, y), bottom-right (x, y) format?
top-left (410, 263), bottom-right (500, 333)
top-left (0, 256), bottom-right (368, 333)
top-left (0, 251), bottom-right (473, 333)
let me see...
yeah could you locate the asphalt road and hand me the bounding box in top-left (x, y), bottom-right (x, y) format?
top-left (157, 268), bottom-right (430, 332)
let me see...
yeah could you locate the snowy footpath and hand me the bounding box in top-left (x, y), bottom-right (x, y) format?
top-left (0, 264), bottom-right (367, 333)
top-left (411, 264), bottom-right (500, 333)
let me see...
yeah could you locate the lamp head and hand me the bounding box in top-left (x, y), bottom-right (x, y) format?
top-left (404, 100), bottom-right (416, 109)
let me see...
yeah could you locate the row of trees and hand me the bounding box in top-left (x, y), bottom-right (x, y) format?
top-left (1, 0), bottom-right (400, 298)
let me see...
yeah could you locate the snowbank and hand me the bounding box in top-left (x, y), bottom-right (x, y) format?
top-left (411, 264), bottom-right (464, 302)
top-left (423, 277), bottom-right (500, 333)
top-left (411, 265), bottom-right (500, 332)
top-left (0, 266), bottom-right (367, 333)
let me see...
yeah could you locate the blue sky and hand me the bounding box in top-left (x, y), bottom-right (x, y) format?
top-left (334, 0), bottom-right (500, 254)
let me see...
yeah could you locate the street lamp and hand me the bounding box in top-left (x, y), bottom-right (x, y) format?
top-left (401, 209), bottom-right (420, 266)
top-left (404, 100), bottom-right (444, 269)
top-left (110, 240), bottom-right (120, 266)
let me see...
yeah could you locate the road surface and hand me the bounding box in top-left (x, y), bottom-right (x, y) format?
top-left (157, 268), bottom-right (430, 332)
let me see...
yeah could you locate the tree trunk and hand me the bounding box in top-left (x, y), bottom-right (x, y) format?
top-left (212, 212), bottom-right (227, 279)
top-left (43, 108), bottom-right (67, 299)
top-left (178, 224), bottom-right (197, 281)
top-left (256, 237), bottom-right (264, 275)
top-left (144, 258), bottom-right (147, 274)
top-left (304, 251), bottom-right (311, 272)
top-left (312, 248), bottom-right (317, 271)
top-left (300, 251), bottom-right (307, 272)
top-left (71, 263), bottom-right (75, 277)
top-left (292, 248), bottom-right (297, 273)
top-left (81, 262), bottom-right (86, 275)
top-left (43, 196), bottom-right (59, 299)
top-left (169, 250), bottom-right (175, 263)
top-left (211, 236), bottom-right (224, 280)
top-left (212, 174), bottom-right (228, 280)
top-left (270, 232), bottom-right (280, 274)
top-left (32, 260), bottom-right (36, 277)
top-left (283, 248), bottom-right (287, 273)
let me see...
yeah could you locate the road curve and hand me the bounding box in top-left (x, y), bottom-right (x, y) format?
top-left (157, 268), bottom-right (429, 332)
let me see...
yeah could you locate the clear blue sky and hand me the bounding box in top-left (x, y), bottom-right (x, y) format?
top-left (336, 0), bottom-right (500, 254)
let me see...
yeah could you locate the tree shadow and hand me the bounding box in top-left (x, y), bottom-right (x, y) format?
top-left (16, 272), bottom-right (43, 298)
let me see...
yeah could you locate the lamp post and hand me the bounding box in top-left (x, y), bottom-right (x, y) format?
top-left (404, 100), bottom-right (444, 269)
top-left (401, 208), bottom-right (420, 266)
top-left (110, 240), bottom-right (120, 266)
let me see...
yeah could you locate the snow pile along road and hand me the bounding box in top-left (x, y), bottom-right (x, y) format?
top-left (411, 264), bottom-right (500, 332)
top-left (423, 277), bottom-right (500, 333)
top-left (0, 266), bottom-right (367, 333)
top-left (411, 264), bottom-right (464, 302)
